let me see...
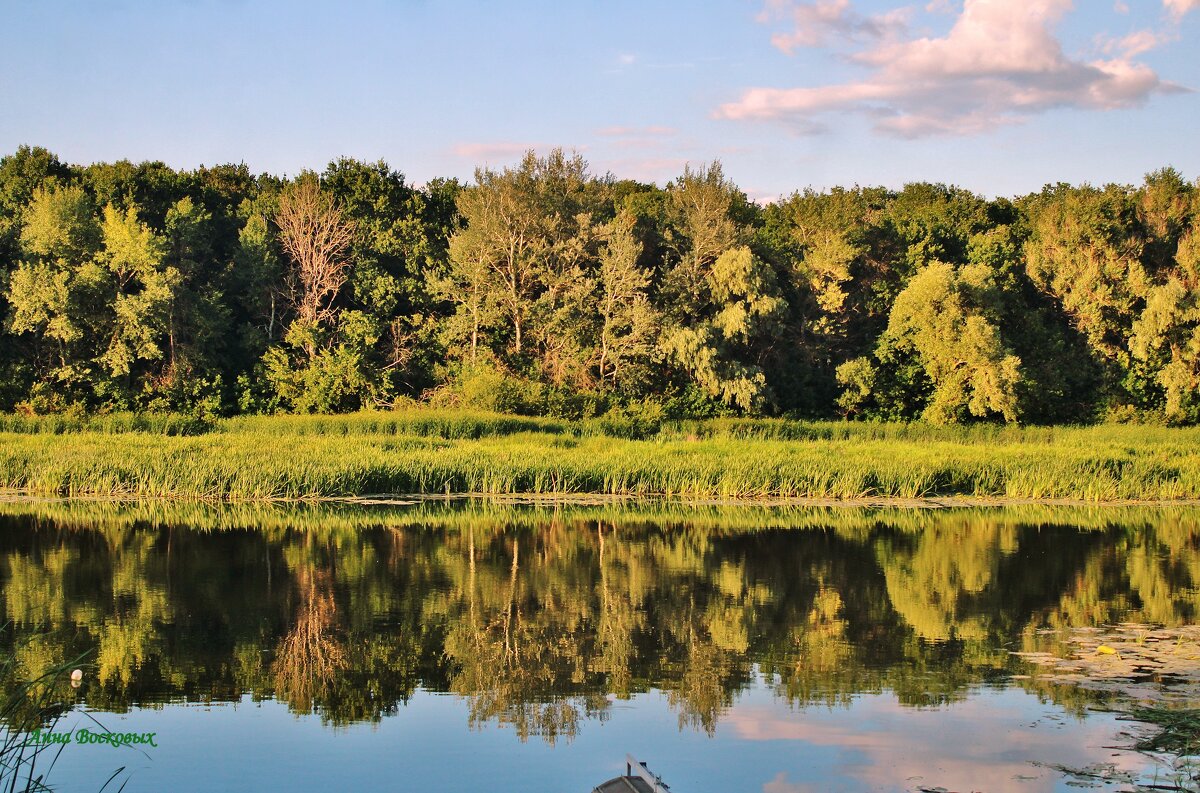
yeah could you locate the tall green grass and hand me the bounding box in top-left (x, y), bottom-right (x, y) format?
top-left (0, 410), bottom-right (1198, 501)
top-left (222, 410), bottom-right (569, 439)
top-left (0, 412), bottom-right (210, 436)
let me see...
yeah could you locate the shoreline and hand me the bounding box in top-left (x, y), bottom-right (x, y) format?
top-left (5, 489), bottom-right (1200, 510)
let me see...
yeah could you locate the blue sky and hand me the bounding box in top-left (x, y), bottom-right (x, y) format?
top-left (2, 0), bottom-right (1197, 200)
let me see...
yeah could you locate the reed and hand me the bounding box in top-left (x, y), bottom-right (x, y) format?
top-left (0, 411), bottom-right (1197, 502)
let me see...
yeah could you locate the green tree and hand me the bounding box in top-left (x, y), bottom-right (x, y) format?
top-left (662, 246), bottom-right (786, 410)
top-left (95, 204), bottom-right (179, 387)
top-left (594, 211), bottom-right (658, 391)
top-left (5, 184), bottom-right (105, 405)
top-left (1023, 183), bottom-right (1147, 412)
top-left (443, 149), bottom-right (601, 385)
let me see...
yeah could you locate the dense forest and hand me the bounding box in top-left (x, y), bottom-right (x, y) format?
top-left (1, 145), bottom-right (1197, 425)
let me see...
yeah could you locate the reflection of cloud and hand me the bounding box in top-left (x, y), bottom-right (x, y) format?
top-left (720, 0), bottom-right (1189, 138)
top-left (762, 772), bottom-right (820, 793)
top-left (729, 692), bottom-right (1147, 793)
top-left (763, 772), bottom-right (820, 791)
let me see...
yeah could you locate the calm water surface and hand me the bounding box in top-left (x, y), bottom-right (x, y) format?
top-left (1, 501), bottom-right (1198, 792)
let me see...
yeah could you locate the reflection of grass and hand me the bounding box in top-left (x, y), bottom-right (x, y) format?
top-left (1, 637), bottom-right (86, 793)
top-left (1126, 707), bottom-right (1200, 792)
top-left (1, 410), bottom-right (1200, 501)
top-left (2, 495), bottom-right (1198, 538)
top-left (1130, 707), bottom-right (1200, 754)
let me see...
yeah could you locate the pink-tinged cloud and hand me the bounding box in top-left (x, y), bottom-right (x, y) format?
top-left (595, 125), bottom-right (677, 137)
top-left (719, 0), bottom-right (1189, 138)
top-left (1165, 0), bottom-right (1200, 18)
top-left (596, 156), bottom-right (690, 184)
top-left (450, 142), bottom-right (540, 160)
top-left (758, 0), bottom-right (910, 52)
top-left (1100, 29), bottom-right (1170, 58)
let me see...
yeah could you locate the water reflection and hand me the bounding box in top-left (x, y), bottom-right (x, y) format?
top-left (738, 691), bottom-right (1147, 793)
top-left (1, 501), bottom-right (1197, 745)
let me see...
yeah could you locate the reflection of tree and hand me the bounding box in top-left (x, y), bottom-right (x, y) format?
top-left (97, 532), bottom-right (172, 687)
top-left (596, 523), bottom-right (639, 698)
top-left (272, 538), bottom-right (346, 713)
top-left (876, 523), bottom-right (1018, 642)
top-left (2, 508), bottom-right (1200, 741)
top-left (443, 529), bottom-right (608, 743)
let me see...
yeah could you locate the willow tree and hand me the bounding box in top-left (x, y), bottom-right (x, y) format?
top-left (1023, 185), bottom-right (1146, 392)
top-left (839, 261), bottom-right (1023, 423)
top-left (656, 164), bottom-right (785, 410)
top-left (662, 162), bottom-right (745, 313)
top-left (1132, 224), bottom-right (1200, 422)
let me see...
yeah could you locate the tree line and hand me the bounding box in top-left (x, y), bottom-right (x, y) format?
top-left (1, 144), bottom-right (1197, 424)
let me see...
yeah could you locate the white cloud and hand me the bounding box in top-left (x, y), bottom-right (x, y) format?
top-left (925, 0), bottom-right (959, 13)
top-left (718, 0), bottom-right (1188, 138)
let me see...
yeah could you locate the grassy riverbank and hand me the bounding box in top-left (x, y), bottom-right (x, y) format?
top-left (1, 410), bottom-right (1198, 501)
top-left (5, 495), bottom-right (1198, 538)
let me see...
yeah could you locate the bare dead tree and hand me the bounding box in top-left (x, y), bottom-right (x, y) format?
top-left (275, 178), bottom-right (355, 330)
